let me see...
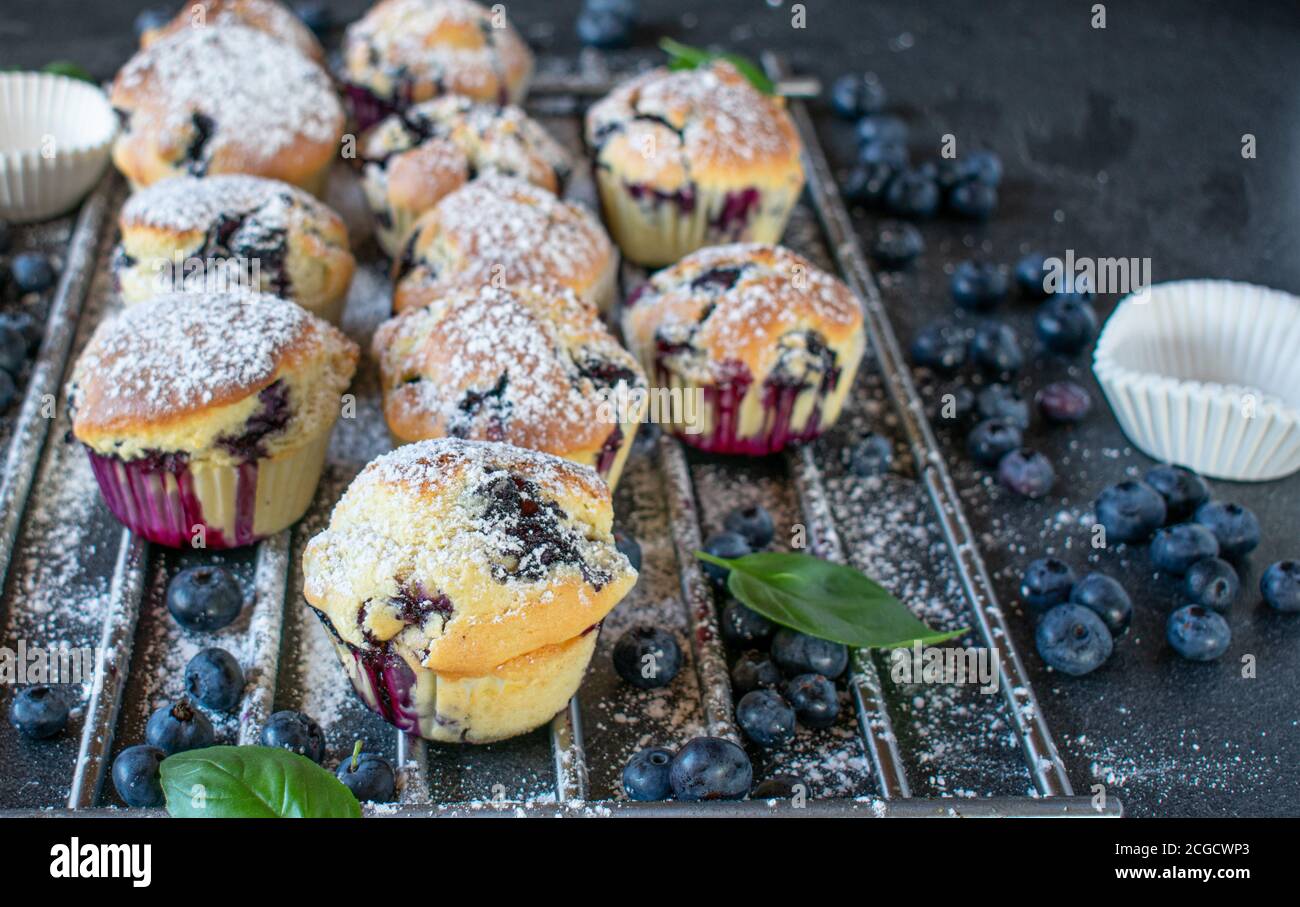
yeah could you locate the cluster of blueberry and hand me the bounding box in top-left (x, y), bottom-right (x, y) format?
top-left (576, 0), bottom-right (639, 49)
top-left (0, 223), bottom-right (58, 413)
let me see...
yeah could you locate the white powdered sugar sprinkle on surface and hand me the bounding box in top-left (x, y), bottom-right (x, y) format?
top-left (120, 174), bottom-right (327, 233)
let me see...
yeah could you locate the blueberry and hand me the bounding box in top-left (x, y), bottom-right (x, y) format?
top-left (0, 371), bottom-right (16, 411)
top-left (849, 432), bottom-right (893, 477)
top-left (8, 685), bottom-right (69, 739)
top-left (857, 140), bottom-right (909, 170)
top-left (736, 690), bottom-right (796, 747)
top-left (720, 600), bottom-right (775, 648)
top-left (998, 448), bottom-right (1055, 499)
top-left (669, 736), bottom-right (752, 800)
top-left (1020, 558), bottom-right (1076, 611)
top-left (1094, 480), bottom-right (1167, 544)
top-left (950, 260), bottom-right (1008, 311)
top-left (1151, 524), bottom-right (1221, 575)
top-left (111, 745), bottom-right (166, 808)
top-left (910, 321), bottom-right (966, 371)
top-left (1035, 381), bottom-right (1092, 424)
top-left (830, 73), bottom-right (886, 119)
top-left (1183, 557), bottom-right (1239, 612)
top-left (631, 421), bottom-right (661, 456)
top-left (1166, 605), bottom-right (1231, 661)
top-left (1260, 561), bottom-right (1300, 613)
top-left (1069, 573), bottom-right (1132, 635)
top-left (336, 749), bottom-right (396, 802)
top-left (884, 168), bottom-right (941, 219)
top-left (10, 252), bottom-right (55, 293)
top-left (730, 650), bottom-right (782, 694)
top-left (260, 710), bottom-right (325, 763)
top-left (771, 628), bottom-right (848, 678)
top-left (1035, 295), bottom-right (1098, 355)
top-left (1015, 253), bottom-right (1052, 299)
top-left (576, 7), bottom-right (632, 48)
top-left (751, 774), bottom-right (805, 799)
top-left (1193, 501), bottom-right (1260, 559)
top-left (612, 626), bottom-right (682, 689)
top-left (0, 322), bottom-right (25, 375)
top-left (184, 647), bottom-right (244, 712)
top-left (614, 531), bottom-right (642, 573)
top-left (969, 321), bottom-right (1023, 374)
top-left (783, 673), bottom-right (839, 728)
top-left (293, 2), bottom-right (333, 39)
top-left (976, 383), bottom-right (1030, 428)
top-left (622, 747), bottom-right (674, 801)
top-left (843, 162), bottom-right (896, 207)
top-left (166, 565), bottom-right (244, 632)
top-left (948, 180), bottom-right (997, 219)
top-left (724, 505), bottom-right (774, 549)
top-left (701, 531), bottom-right (751, 582)
top-left (144, 699), bottom-right (214, 755)
top-left (1035, 604), bottom-right (1113, 676)
top-left (855, 114), bottom-right (908, 147)
top-left (132, 6), bottom-right (172, 38)
top-left (963, 150), bottom-right (1003, 186)
top-left (967, 419), bottom-right (1023, 466)
top-left (588, 0), bottom-right (640, 23)
top-left (1144, 465), bottom-right (1210, 523)
top-left (0, 311), bottom-right (39, 349)
top-left (934, 383), bottom-right (977, 426)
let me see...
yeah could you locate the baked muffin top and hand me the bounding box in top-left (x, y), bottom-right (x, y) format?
top-left (119, 174), bottom-right (346, 239)
top-left (586, 61), bottom-right (803, 189)
top-left (141, 0), bottom-right (325, 63)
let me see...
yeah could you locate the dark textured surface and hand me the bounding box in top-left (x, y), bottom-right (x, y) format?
top-left (2, 0), bottom-right (1298, 816)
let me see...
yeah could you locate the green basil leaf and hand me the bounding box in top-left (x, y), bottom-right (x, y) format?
top-left (42, 61), bottom-right (95, 83)
top-left (696, 551), bottom-right (966, 649)
top-left (658, 38), bottom-right (776, 95)
top-left (160, 746), bottom-right (362, 819)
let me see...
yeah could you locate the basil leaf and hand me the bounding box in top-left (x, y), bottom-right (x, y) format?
top-left (42, 61), bottom-right (95, 83)
top-left (160, 746), bottom-right (362, 819)
top-left (696, 551), bottom-right (966, 649)
top-left (659, 38), bottom-right (776, 95)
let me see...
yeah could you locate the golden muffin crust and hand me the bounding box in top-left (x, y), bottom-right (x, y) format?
top-left (71, 290), bottom-right (358, 462)
top-left (110, 25), bottom-right (344, 190)
top-left (392, 174), bottom-right (615, 314)
top-left (140, 0), bottom-right (325, 63)
top-left (302, 438), bottom-right (636, 675)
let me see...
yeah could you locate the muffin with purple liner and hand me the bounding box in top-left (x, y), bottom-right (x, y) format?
top-left (585, 61), bottom-right (805, 267)
top-left (69, 291), bottom-right (358, 549)
top-left (302, 439), bottom-right (637, 743)
top-left (139, 0), bottom-right (326, 64)
top-left (622, 243), bottom-right (864, 455)
top-left (341, 0), bottom-right (533, 132)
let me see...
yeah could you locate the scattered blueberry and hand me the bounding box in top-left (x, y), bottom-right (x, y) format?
top-left (669, 736), bottom-right (752, 800)
top-left (613, 626), bottom-right (682, 689)
top-left (1151, 523), bottom-right (1220, 575)
top-left (166, 565), bottom-right (244, 632)
top-left (751, 774), bottom-right (805, 799)
top-left (963, 149), bottom-right (1003, 186)
top-left (1035, 604), bottom-right (1113, 676)
top-left (967, 419), bottom-right (1023, 466)
top-left (730, 650), bottom-right (782, 694)
top-left (855, 114), bottom-right (908, 147)
top-left (934, 383), bottom-right (977, 426)
top-left (998, 448), bottom-right (1055, 499)
top-left (910, 321), bottom-right (967, 371)
top-left (830, 72), bottom-right (887, 119)
top-left (622, 747), bottom-right (674, 801)
top-left (701, 531), bottom-right (751, 583)
top-left (771, 629), bottom-right (848, 678)
top-left (144, 699), bottom-right (214, 755)
top-left (1183, 557), bottom-right (1239, 612)
top-left (8, 685), bottom-right (69, 739)
top-left (1035, 381), bottom-right (1092, 424)
top-left (976, 383), bottom-right (1030, 428)
top-left (1094, 480), bottom-right (1167, 543)
top-left (0, 311), bottom-right (39, 349)
top-left (849, 432), bottom-right (893, 477)
top-left (111, 745), bottom-right (166, 808)
top-left (783, 673), bottom-right (839, 728)
top-left (1069, 573), bottom-right (1132, 635)
top-left (719, 600), bottom-right (775, 648)
top-left (948, 180), bottom-right (997, 219)
top-left (736, 690), bottom-right (796, 747)
top-left (293, 2), bottom-right (333, 39)
top-left (843, 162), bottom-right (896, 207)
top-left (1193, 501), bottom-right (1260, 559)
top-left (1166, 605), bottom-right (1231, 661)
top-left (1015, 253), bottom-right (1051, 299)
top-left (184, 647), bottom-right (244, 712)
top-left (1035, 295), bottom-right (1098, 354)
top-left (260, 710), bottom-right (326, 763)
top-left (969, 321), bottom-right (1023, 374)
top-left (132, 6), bottom-right (172, 38)
top-left (1260, 561), bottom-right (1300, 613)
top-left (0, 322), bottom-right (25, 374)
top-left (587, 0), bottom-right (640, 20)
top-left (1144, 465), bottom-right (1210, 523)
top-left (576, 6), bottom-right (632, 48)
top-left (950, 260), bottom-right (1008, 311)
top-left (614, 531), bottom-right (642, 573)
top-left (871, 219), bottom-right (924, 269)
top-left (1020, 558), bottom-right (1076, 611)
top-left (724, 505), bottom-right (775, 549)
top-left (10, 252), bottom-right (55, 293)
top-left (336, 748), bottom-right (396, 802)
top-left (0, 371), bottom-right (16, 411)
top-left (857, 139), bottom-right (909, 170)
top-left (884, 168), bottom-right (941, 219)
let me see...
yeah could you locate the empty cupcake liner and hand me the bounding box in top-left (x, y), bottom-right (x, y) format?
top-left (0, 72), bottom-right (116, 222)
top-left (1093, 279), bottom-right (1300, 481)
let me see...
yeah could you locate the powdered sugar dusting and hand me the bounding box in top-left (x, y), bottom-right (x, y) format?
top-left (120, 174), bottom-right (332, 234)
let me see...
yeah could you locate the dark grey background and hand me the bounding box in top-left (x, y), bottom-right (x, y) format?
top-left (2, 0), bottom-right (1298, 816)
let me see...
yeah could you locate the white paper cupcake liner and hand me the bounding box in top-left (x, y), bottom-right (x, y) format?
top-left (0, 72), bottom-right (116, 222)
top-left (1093, 279), bottom-right (1300, 481)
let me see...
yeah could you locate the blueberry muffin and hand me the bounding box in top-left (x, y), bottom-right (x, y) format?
top-left (302, 439), bottom-right (637, 743)
top-left (110, 25), bottom-right (344, 193)
top-left (341, 0), bottom-right (533, 132)
top-left (622, 244), bottom-right (864, 455)
top-left (114, 175), bottom-right (355, 324)
top-left (140, 0), bottom-right (325, 63)
top-left (374, 282), bottom-right (647, 488)
top-left (359, 95), bottom-right (570, 257)
top-left (392, 174), bottom-right (617, 314)
top-left (586, 61), bottom-right (805, 267)
top-left (70, 291), bottom-right (358, 549)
